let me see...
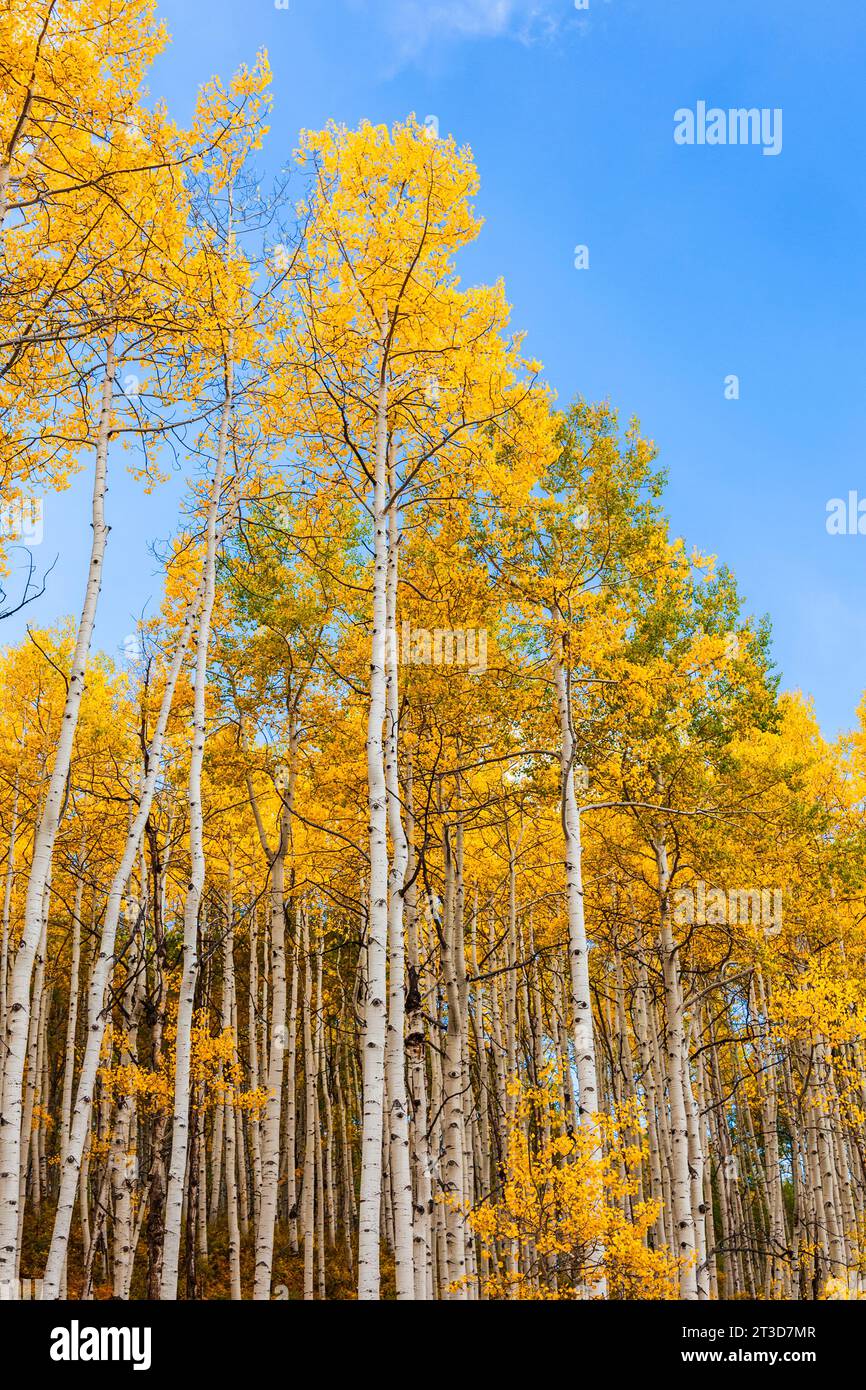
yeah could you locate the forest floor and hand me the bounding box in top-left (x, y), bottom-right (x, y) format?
top-left (20, 1213), bottom-right (385, 1300)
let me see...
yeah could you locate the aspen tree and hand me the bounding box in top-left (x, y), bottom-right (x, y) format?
top-left (301, 909), bottom-right (316, 1300)
top-left (0, 337), bottom-right (115, 1282)
top-left (281, 117), bottom-right (537, 1298)
top-left (40, 561), bottom-right (215, 1298)
top-left (383, 449), bottom-right (414, 1298)
top-left (2, 53), bottom-right (866, 1306)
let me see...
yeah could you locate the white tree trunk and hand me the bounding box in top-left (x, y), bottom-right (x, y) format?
top-left (384, 452), bottom-right (414, 1298)
top-left (654, 833), bottom-right (699, 1299)
top-left (551, 621), bottom-right (607, 1296)
top-left (0, 336), bottom-right (115, 1286)
top-left (0, 782), bottom-right (19, 1055)
top-left (251, 752), bottom-right (294, 1299)
top-left (302, 911), bottom-right (316, 1300)
top-left (357, 338), bottom-right (390, 1300)
top-left (551, 630), bottom-right (601, 1124)
top-left (160, 379), bottom-right (232, 1298)
top-left (41, 555), bottom-right (213, 1298)
top-left (223, 898), bottom-right (242, 1300)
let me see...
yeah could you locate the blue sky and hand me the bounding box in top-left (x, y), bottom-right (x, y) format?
top-left (5, 0), bottom-right (866, 735)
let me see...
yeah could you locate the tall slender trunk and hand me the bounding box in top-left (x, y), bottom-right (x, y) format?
top-left (654, 831), bottom-right (699, 1299)
top-left (18, 890), bottom-right (48, 1263)
top-left (160, 375), bottom-right (232, 1299)
top-left (58, 874), bottom-right (84, 1163)
top-left (111, 915), bottom-right (144, 1298)
top-left (223, 896), bottom-right (242, 1300)
top-left (302, 911), bottom-right (316, 1300)
top-left (550, 612), bottom-right (607, 1295)
top-left (0, 781), bottom-right (19, 1050)
top-left (42, 542), bottom-right (214, 1297)
top-left (251, 736), bottom-right (295, 1299)
top-left (383, 449), bottom-right (413, 1298)
top-left (550, 617), bottom-right (600, 1125)
top-left (405, 762), bottom-right (433, 1298)
top-left (440, 825), bottom-right (468, 1298)
top-left (0, 335), bottom-right (115, 1285)
top-left (358, 330), bottom-right (390, 1300)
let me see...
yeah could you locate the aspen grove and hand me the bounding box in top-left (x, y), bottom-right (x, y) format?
top-left (3, 1), bottom-right (866, 1304)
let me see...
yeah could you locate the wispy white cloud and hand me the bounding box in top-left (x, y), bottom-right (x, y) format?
top-left (358, 0), bottom-right (563, 62)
